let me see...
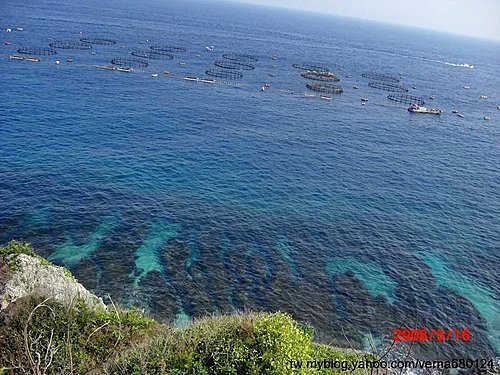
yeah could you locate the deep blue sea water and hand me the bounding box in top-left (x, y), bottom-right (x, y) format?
top-left (1, 0), bottom-right (499, 360)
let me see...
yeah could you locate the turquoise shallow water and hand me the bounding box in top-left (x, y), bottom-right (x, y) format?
top-left (0, 0), bottom-right (499, 359)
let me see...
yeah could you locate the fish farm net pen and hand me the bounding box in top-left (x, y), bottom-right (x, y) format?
top-left (361, 72), bottom-right (400, 83)
top-left (214, 60), bottom-right (255, 70)
top-left (222, 53), bottom-right (258, 63)
top-left (150, 45), bottom-right (187, 52)
top-left (300, 71), bottom-right (340, 82)
top-left (79, 37), bottom-right (117, 45)
top-left (49, 41), bottom-right (92, 50)
top-left (131, 50), bottom-right (174, 60)
top-left (111, 57), bottom-right (149, 68)
top-left (387, 93), bottom-right (425, 105)
top-left (17, 47), bottom-right (57, 55)
top-left (368, 81), bottom-right (408, 92)
top-left (306, 82), bottom-right (344, 94)
top-left (293, 63), bottom-right (329, 72)
top-left (205, 69), bottom-right (243, 79)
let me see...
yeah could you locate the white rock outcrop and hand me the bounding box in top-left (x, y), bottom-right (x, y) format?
top-left (0, 253), bottom-right (105, 311)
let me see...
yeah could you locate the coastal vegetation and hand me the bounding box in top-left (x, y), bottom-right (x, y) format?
top-left (0, 241), bottom-right (370, 374)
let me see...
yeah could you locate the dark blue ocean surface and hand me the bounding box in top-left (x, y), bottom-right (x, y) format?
top-left (1, 0), bottom-right (499, 360)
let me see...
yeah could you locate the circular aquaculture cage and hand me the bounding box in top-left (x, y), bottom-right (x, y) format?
top-left (214, 60), bottom-right (255, 70)
top-left (362, 72), bottom-right (399, 83)
top-left (368, 81), bottom-right (408, 92)
top-left (150, 45), bottom-right (186, 53)
top-left (306, 82), bottom-right (343, 94)
top-left (387, 93), bottom-right (425, 106)
top-left (131, 50), bottom-right (174, 60)
top-left (293, 63), bottom-right (329, 72)
top-left (49, 41), bottom-right (92, 50)
top-left (205, 68), bottom-right (243, 79)
top-left (222, 53), bottom-right (258, 63)
top-left (79, 37), bottom-right (116, 45)
top-left (17, 47), bottom-right (57, 55)
top-left (300, 71), bottom-right (339, 82)
top-left (111, 57), bottom-right (149, 68)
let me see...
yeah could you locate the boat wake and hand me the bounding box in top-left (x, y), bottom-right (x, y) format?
top-left (417, 57), bottom-right (474, 69)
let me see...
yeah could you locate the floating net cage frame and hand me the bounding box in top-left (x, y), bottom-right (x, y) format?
top-left (205, 68), bottom-right (243, 79)
top-left (214, 60), bottom-right (255, 71)
top-left (362, 72), bottom-right (400, 83)
top-left (131, 50), bottom-right (174, 60)
top-left (79, 37), bottom-right (117, 45)
top-left (368, 81), bottom-right (408, 92)
top-left (293, 63), bottom-right (329, 72)
top-left (49, 41), bottom-right (92, 50)
top-left (300, 71), bottom-right (339, 82)
top-left (387, 93), bottom-right (425, 106)
top-left (150, 45), bottom-right (187, 53)
top-left (111, 57), bottom-right (149, 68)
top-left (17, 47), bottom-right (57, 55)
top-left (222, 53), bottom-right (258, 63)
top-left (306, 82), bottom-right (343, 94)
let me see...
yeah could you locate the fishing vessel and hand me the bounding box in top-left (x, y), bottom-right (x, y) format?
top-left (408, 103), bottom-right (441, 115)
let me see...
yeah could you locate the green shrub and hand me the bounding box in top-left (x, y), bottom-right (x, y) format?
top-left (0, 296), bottom-right (154, 374)
top-left (106, 312), bottom-right (370, 374)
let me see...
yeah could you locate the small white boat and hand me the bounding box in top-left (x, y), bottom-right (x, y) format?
top-left (463, 86), bottom-right (470, 89)
top-left (26, 57), bottom-right (40, 62)
top-left (457, 113), bottom-right (464, 118)
top-left (429, 96), bottom-right (435, 100)
top-left (480, 95), bottom-right (488, 99)
top-left (320, 95), bottom-right (332, 100)
top-left (178, 62), bottom-right (186, 65)
top-left (408, 103), bottom-right (441, 115)
top-left (360, 98), bottom-right (368, 102)
top-left (164, 70), bottom-right (170, 75)
top-left (484, 116), bottom-right (491, 121)
top-left (451, 110), bottom-right (458, 114)
top-left (90, 51), bottom-right (96, 55)
top-left (151, 73), bottom-right (159, 77)
top-left (66, 58), bottom-right (73, 63)
top-left (102, 65), bottom-right (116, 70)
top-left (116, 67), bottom-right (133, 72)
top-left (264, 83), bottom-right (271, 88)
top-left (9, 55), bottom-right (24, 60)
top-left (184, 76), bottom-right (198, 81)
top-left (304, 93), bottom-right (315, 98)
top-left (205, 46), bottom-right (214, 52)
top-left (412, 86), bottom-right (416, 89)
top-left (4, 41), bottom-right (11, 45)
top-left (16, 27), bottom-right (24, 31)
top-left (353, 86), bottom-right (359, 89)
top-left (6, 28), bottom-right (12, 32)
top-left (260, 86), bottom-right (265, 92)
top-left (55, 60), bottom-right (60, 65)
top-left (200, 78), bottom-right (216, 84)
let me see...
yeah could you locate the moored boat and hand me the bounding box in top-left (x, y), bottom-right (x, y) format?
top-left (200, 78), bottom-right (216, 84)
top-left (408, 103), bottom-right (441, 115)
top-left (184, 76), bottom-right (198, 81)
